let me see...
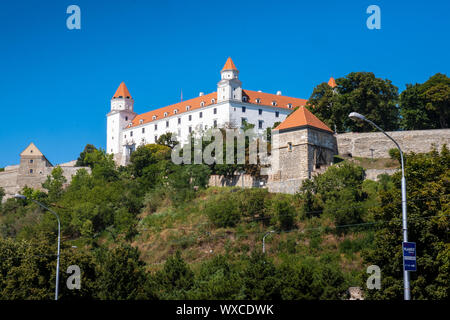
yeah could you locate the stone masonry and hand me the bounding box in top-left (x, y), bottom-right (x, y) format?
top-left (0, 143), bottom-right (90, 202)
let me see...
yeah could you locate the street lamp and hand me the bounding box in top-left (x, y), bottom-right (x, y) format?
top-left (14, 194), bottom-right (61, 301)
top-left (348, 112), bottom-right (410, 300)
top-left (262, 231), bottom-right (275, 254)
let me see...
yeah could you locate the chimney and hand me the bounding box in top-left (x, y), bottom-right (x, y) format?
top-left (276, 91), bottom-right (282, 95)
top-left (199, 92), bottom-right (204, 96)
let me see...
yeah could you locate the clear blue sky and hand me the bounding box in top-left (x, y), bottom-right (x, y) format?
top-left (0, 0), bottom-right (449, 167)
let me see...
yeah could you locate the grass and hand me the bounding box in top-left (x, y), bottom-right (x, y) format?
top-left (124, 187), bottom-right (372, 282)
top-left (344, 156), bottom-right (399, 170)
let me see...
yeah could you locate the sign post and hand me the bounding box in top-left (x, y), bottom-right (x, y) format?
top-left (403, 242), bottom-right (417, 272)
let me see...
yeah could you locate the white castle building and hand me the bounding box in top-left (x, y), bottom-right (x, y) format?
top-left (107, 57), bottom-right (312, 165)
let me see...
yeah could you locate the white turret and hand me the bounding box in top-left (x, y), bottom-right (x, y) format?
top-left (217, 57), bottom-right (242, 102)
top-left (106, 82), bottom-right (136, 159)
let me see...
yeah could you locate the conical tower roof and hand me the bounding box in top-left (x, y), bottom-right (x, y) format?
top-left (113, 82), bottom-right (132, 99)
top-left (221, 57), bottom-right (238, 71)
top-left (274, 106), bottom-right (333, 133)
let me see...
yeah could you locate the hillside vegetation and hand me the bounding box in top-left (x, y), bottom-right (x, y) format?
top-left (0, 143), bottom-right (448, 300)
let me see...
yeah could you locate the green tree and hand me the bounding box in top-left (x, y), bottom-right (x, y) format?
top-left (362, 147), bottom-right (450, 299)
top-left (96, 245), bottom-right (147, 299)
top-left (75, 144), bottom-right (97, 167)
top-left (157, 132), bottom-right (179, 149)
top-left (400, 73), bottom-right (450, 130)
top-left (42, 166), bottom-right (67, 203)
top-left (154, 251), bottom-right (194, 299)
top-left (307, 72), bottom-right (399, 132)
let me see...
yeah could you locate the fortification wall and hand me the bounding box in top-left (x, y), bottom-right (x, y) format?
top-left (208, 174), bottom-right (267, 188)
top-left (336, 129), bottom-right (450, 158)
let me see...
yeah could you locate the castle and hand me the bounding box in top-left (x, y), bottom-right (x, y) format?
top-left (1, 58), bottom-right (449, 199)
top-left (0, 143), bottom-right (90, 201)
top-left (107, 57), bottom-right (324, 166)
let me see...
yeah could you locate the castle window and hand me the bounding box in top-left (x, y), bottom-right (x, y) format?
top-left (241, 117), bottom-right (247, 126)
top-left (255, 98), bottom-right (260, 104)
top-left (125, 117), bottom-right (128, 121)
top-left (258, 120), bottom-right (263, 129)
top-left (287, 103), bottom-right (292, 109)
top-left (211, 98), bottom-right (215, 103)
top-left (213, 120), bottom-right (217, 128)
top-left (166, 121), bottom-right (169, 128)
top-left (259, 109), bottom-right (262, 115)
top-left (142, 128), bottom-right (145, 134)
top-left (154, 124), bottom-right (157, 130)
top-left (174, 109), bottom-right (178, 114)
top-left (213, 108), bottom-right (217, 114)
top-left (189, 115), bottom-right (192, 121)
top-left (164, 112), bottom-right (168, 117)
top-left (128, 123), bottom-right (132, 127)
top-left (200, 101), bottom-right (205, 107)
top-left (199, 112), bottom-right (203, 118)
top-left (139, 119), bottom-right (144, 124)
top-left (178, 118), bottom-right (181, 125)
top-left (243, 96), bottom-right (248, 102)
top-left (272, 101), bottom-right (277, 106)
top-left (30, 150), bottom-right (33, 153)
top-left (275, 111), bottom-right (279, 118)
top-left (152, 115), bottom-right (156, 120)
top-left (288, 142), bottom-right (293, 151)
top-left (130, 131), bottom-right (133, 137)
top-left (155, 135), bottom-right (158, 142)
top-left (29, 159), bottom-right (33, 164)
top-left (189, 126), bottom-right (192, 133)
top-left (126, 96), bottom-right (130, 99)
top-left (29, 169), bottom-right (33, 174)
top-left (242, 106), bottom-right (246, 113)
top-left (186, 105), bottom-right (191, 111)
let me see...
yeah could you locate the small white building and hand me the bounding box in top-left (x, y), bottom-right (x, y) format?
top-left (106, 57), bottom-right (309, 165)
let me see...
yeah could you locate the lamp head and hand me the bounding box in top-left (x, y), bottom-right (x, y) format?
top-left (14, 194), bottom-right (26, 200)
top-left (348, 112), bottom-right (366, 121)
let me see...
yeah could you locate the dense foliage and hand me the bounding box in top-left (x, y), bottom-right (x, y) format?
top-left (307, 72), bottom-right (449, 132)
top-left (0, 140), bottom-right (448, 300)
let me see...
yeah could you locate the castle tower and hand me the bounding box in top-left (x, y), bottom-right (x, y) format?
top-left (217, 57), bottom-right (242, 102)
top-left (107, 82), bottom-right (137, 160)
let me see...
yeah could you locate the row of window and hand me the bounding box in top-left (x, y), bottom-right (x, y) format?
top-left (241, 118), bottom-right (265, 129)
top-left (241, 96), bottom-right (293, 108)
top-left (125, 120), bottom-right (219, 139)
top-left (135, 107), bottom-right (218, 126)
top-left (238, 106), bottom-right (280, 118)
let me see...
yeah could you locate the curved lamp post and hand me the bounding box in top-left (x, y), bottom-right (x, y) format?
top-left (14, 194), bottom-right (61, 301)
top-left (262, 231), bottom-right (275, 254)
top-left (348, 112), bottom-right (410, 300)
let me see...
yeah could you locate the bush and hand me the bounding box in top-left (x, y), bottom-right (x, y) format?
top-left (205, 194), bottom-right (240, 228)
top-left (236, 188), bottom-right (268, 218)
top-left (266, 194), bottom-right (297, 230)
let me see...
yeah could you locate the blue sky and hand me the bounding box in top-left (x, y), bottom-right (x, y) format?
top-left (0, 0), bottom-right (449, 167)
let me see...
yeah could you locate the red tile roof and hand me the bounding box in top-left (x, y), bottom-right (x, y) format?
top-left (222, 57), bottom-right (238, 71)
top-left (130, 92), bottom-right (218, 128)
top-left (274, 106), bottom-right (333, 133)
top-left (243, 90), bottom-right (307, 109)
top-left (127, 90), bottom-right (308, 129)
top-left (328, 77), bottom-right (337, 88)
top-left (113, 82), bottom-right (132, 99)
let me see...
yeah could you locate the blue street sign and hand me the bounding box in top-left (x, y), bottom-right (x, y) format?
top-left (403, 242), bottom-right (417, 272)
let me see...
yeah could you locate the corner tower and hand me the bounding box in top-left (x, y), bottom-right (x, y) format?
top-left (217, 57), bottom-right (242, 103)
top-left (107, 82), bottom-right (136, 160)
